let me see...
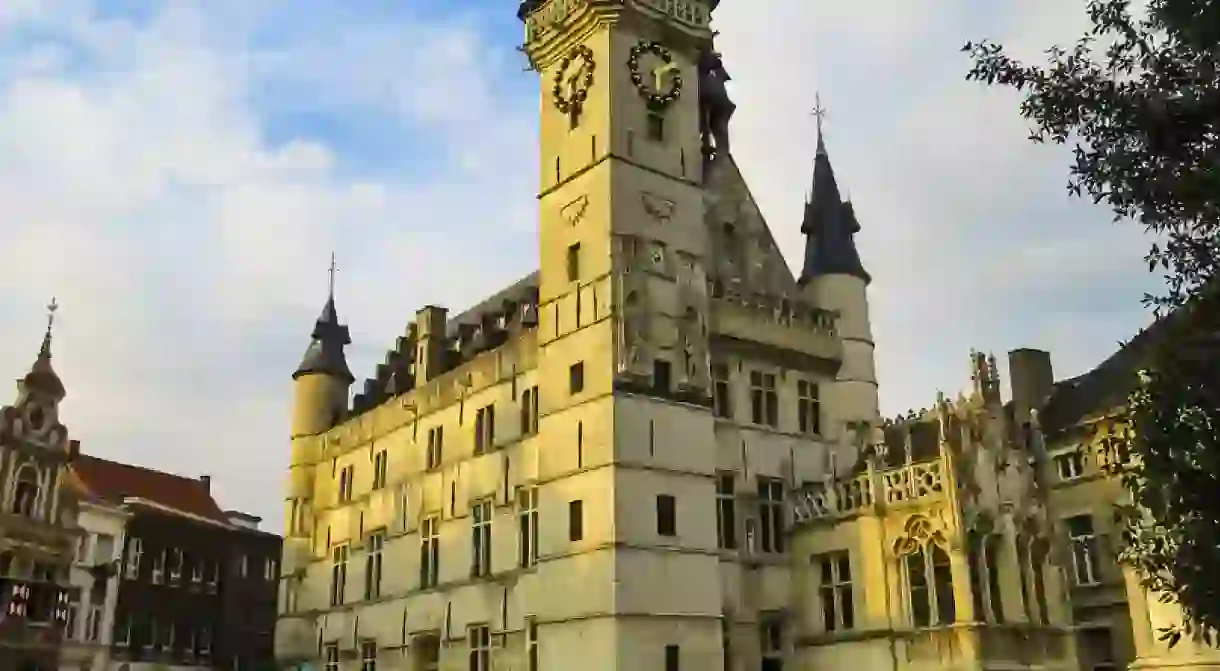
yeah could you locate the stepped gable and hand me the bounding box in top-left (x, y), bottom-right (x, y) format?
top-left (354, 271), bottom-right (542, 412)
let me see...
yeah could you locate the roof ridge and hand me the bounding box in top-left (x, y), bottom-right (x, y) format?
top-left (76, 453), bottom-right (208, 486)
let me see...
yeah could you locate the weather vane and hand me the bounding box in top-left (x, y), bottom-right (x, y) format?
top-left (46, 297), bottom-right (58, 333)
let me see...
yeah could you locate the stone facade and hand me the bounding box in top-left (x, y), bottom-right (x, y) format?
top-left (57, 496), bottom-right (128, 671)
top-left (272, 2), bottom-right (1205, 671)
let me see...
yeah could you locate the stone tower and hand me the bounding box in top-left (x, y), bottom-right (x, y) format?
top-left (523, 0), bottom-right (722, 667)
top-left (0, 301), bottom-right (79, 669)
top-left (797, 125), bottom-right (878, 460)
top-left (285, 283), bottom-right (353, 540)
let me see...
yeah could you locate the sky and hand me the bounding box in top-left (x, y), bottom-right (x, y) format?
top-left (0, 0), bottom-right (1162, 530)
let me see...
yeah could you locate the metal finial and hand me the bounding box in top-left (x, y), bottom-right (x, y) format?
top-left (811, 92), bottom-right (828, 138)
top-left (328, 253), bottom-right (338, 299)
top-left (40, 297), bottom-right (58, 357)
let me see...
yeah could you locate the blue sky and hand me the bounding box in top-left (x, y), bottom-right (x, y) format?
top-left (0, 0), bottom-right (1161, 528)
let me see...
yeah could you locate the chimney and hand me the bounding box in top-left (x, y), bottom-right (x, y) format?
top-left (199, 474), bottom-right (211, 493)
top-left (413, 306), bottom-right (449, 386)
top-left (1008, 348), bottom-right (1054, 426)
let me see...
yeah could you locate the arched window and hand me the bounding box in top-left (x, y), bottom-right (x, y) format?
top-left (11, 465), bottom-right (40, 518)
top-left (897, 517), bottom-right (955, 627)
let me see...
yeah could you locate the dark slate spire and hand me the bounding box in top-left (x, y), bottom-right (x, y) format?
top-left (293, 256), bottom-right (355, 383)
top-left (22, 298), bottom-right (65, 401)
top-left (798, 98), bottom-right (870, 286)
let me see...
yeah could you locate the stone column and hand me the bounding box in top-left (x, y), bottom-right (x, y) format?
top-left (998, 514), bottom-right (1029, 624)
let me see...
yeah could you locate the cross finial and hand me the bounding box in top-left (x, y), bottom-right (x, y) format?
top-left (40, 297), bottom-right (58, 358)
top-left (328, 253), bottom-right (338, 299)
top-left (811, 92), bottom-right (828, 137)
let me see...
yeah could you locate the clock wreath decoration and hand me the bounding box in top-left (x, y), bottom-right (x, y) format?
top-left (552, 45), bottom-right (596, 114)
top-left (628, 41), bottom-right (683, 110)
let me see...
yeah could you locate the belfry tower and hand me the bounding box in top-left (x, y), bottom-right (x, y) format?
top-left (521, 0), bottom-right (723, 667)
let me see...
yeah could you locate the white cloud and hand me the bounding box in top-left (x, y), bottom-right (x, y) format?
top-left (0, 0), bottom-right (1164, 527)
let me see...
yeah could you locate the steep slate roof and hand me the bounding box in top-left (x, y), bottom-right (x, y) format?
top-left (1039, 314), bottom-right (1173, 434)
top-left (294, 293), bottom-right (355, 383)
top-left (445, 271), bottom-right (540, 338)
top-left (70, 454), bottom-right (230, 524)
top-left (798, 131), bottom-right (869, 285)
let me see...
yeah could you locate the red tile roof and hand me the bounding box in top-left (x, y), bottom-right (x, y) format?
top-left (70, 454), bottom-right (229, 524)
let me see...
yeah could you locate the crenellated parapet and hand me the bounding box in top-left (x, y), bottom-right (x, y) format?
top-left (708, 288), bottom-right (840, 365)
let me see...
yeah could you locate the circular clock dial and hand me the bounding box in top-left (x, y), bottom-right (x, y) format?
top-left (552, 45), bottom-right (596, 114)
top-left (628, 41), bottom-right (683, 110)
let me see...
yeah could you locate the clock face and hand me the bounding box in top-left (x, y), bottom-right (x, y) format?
top-left (552, 45), bottom-right (596, 115)
top-left (628, 41), bottom-right (683, 110)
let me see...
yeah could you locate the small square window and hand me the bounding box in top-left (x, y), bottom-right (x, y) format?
top-left (647, 113), bottom-right (665, 142)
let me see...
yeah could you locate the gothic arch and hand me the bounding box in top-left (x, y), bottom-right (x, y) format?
top-left (9, 461), bottom-right (42, 518)
top-left (894, 515), bottom-right (955, 627)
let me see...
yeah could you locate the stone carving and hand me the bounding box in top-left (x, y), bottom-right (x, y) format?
top-left (617, 284), bottom-right (653, 378)
top-left (677, 306), bottom-right (709, 390)
top-left (648, 241), bottom-right (669, 275)
top-left (561, 194), bottom-right (589, 227)
top-left (674, 251), bottom-right (699, 286)
top-left (641, 191), bottom-right (676, 225)
top-left (635, 0), bottom-right (711, 27)
top-left (697, 46), bottom-right (736, 158)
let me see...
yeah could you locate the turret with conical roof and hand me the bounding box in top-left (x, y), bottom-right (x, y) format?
top-left (291, 257), bottom-right (354, 439)
top-left (19, 297), bottom-right (66, 404)
top-left (796, 97), bottom-right (880, 438)
top-left (798, 114), bottom-right (870, 286)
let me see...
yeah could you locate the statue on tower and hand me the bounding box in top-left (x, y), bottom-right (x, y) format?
top-left (516, 0), bottom-right (543, 21)
top-left (698, 45), bottom-right (736, 159)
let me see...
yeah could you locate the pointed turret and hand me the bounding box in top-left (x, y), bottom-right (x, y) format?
top-left (292, 293), bottom-right (355, 384)
top-left (797, 122), bottom-right (870, 286)
top-left (20, 298), bottom-right (65, 402)
top-left (291, 256), bottom-right (354, 438)
top-left (797, 98), bottom-right (880, 451)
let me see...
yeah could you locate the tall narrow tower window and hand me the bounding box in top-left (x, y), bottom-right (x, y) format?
top-left (712, 364), bottom-right (732, 418)
top-left (567, 243), bottom-right (581, 282)
top-left (656, 494), bottom-right (677, 536)
top-left (569, 500), bottom-right (584, 541)
top-left (569, 362), bottom-right (585, 394)
top-left (715, 473), bottom-right (737, 549)
top-left (329, 544), bottom-right (348, 606)
top-left (471, 500), bottom-right (493, 578)
top-left (797, 381), bottom-right (821, 435)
